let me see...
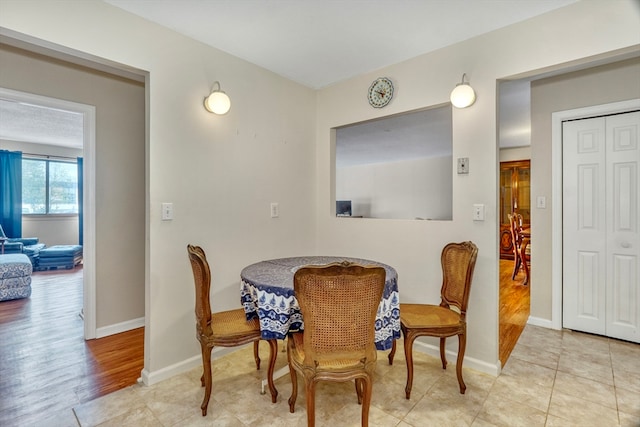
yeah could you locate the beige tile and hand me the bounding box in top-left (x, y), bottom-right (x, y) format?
top-left (470, 417), bottom-right (500, 426)
top-left (489, 373), bottom-right (552, 412)
top-left (561, 330), bottom-right (610, 356)
top-left (476, 393), bottom-right (547, 427)
top-left (95, 406), bottom-right (161, 427)
top-left (548, 389), bottom-right (620, 426)
top-left (403, 393), bottom-right (477, 426)
top-left (619, 410), bottom-right (640, 427)
top-left (73, 386), bottom-right (146, 427)
top-left (63, 325), bottom-right (636, 427)
top-left (553, 371), bottom-right (617, 409)
top-left (614, 366), bottom-right (640, 394)
top-left (323, 401), bottom-right (402, 427)
top-left (134, 374), bottom-right (205, 426)
top-left (500, 358), bottom-right (556, 388)
top-left (516, 325), bottom-right (563, 352)
top-left (181, 407), bottom-right (247, 427)
top-left (370, 368), bottom-right (421, 420)
top-left (557, 352), bottom-right (614, 385)
top-left (509, 341), bottom-right (560, 370)
top-left (615, 385), bottom-right (640, 418)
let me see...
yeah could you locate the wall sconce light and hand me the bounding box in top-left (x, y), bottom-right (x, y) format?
top-left (450, 73), bottom-right (476, 108)
top-left (203, 81), bottom-right (231, 115)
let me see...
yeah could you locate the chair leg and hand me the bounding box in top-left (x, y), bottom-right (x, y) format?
top-left (439, 337), bottom-right (448, 370)
top-left (360, 376), bottom-right (373, 427)
top-left (511, 254), bottom-right (521, 280)
top-left (355, 378), bottom-right (363, 404)
top-left (456, 332), bottom-right (467, 394)
top-left (403, 332), bottom-right (416, 399)
top-left (388, 338), bottom-right (396, 365)
top-left (266, 339), bottom-right (278, 403)
top-left (287, 352), bottom-right (298, 413)
top-left (253, 341), bottom-right (261, 370)
top-left (305, 379), bottom-right (317, 427)
top-left (200, 343), bottom-right (213, 416)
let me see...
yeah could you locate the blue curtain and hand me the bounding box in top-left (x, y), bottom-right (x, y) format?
top-left (0, 150), bottom-right (23, 238)
top-left (77, 157), bottom-right (83, 246)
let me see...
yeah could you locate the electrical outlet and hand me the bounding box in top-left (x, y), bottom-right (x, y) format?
top-left (457, 157), bottom-right (469, 174)
top-left (270, 202), bottom-right (279, 218)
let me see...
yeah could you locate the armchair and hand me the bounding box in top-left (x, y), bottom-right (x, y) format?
top-left (0, 225), bottom-right (45, 265)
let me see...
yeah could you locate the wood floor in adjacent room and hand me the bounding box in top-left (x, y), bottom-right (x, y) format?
top-left (499, 258), bottom-right (530, 366)
top-left (0, 266), bottom-right (144, 426)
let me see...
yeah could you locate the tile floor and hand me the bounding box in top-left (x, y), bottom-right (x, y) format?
top-left (47, 325), bottom-right (640, 426)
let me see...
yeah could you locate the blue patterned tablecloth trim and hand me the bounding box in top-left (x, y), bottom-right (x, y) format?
top-left (240, 256), bottom-right (400, 350)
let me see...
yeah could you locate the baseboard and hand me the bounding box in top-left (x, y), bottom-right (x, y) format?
top-left (412, 340), bottom-right (501, 377)
top-left (140, 345), bottom-right (240, 387)
top-left (527, 316), bottom-right (557, 330)
top-left (95, 316), bottom-right (145, 338)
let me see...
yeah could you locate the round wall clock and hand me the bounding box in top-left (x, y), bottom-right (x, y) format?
top-left (368, 77), bottom-right (394, 108)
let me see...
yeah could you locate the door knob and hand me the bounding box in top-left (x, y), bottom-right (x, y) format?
top-left (621, 242), bottom-right (631, 248)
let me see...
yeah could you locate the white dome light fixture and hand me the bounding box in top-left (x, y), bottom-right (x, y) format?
top-left (450, 73), bottom-right (476, 109)
top-left (203, 81), bottom-right (231, 115)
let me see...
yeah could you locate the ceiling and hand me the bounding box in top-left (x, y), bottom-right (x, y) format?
top-left (103, 0), bottom-right (576, 90)
top-left (1, 1), bottom-right (576, 153)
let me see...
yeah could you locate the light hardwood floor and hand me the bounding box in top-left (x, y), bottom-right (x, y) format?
top-left (499, 258), bottom-right (530, 365)
top-left (0, 266), bottom-right (143, 426)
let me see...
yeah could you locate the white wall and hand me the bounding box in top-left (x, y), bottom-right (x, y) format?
top-left (336, 155), bottom-right (452, 220)
top-left (315, 0), bottom-right (640, 373)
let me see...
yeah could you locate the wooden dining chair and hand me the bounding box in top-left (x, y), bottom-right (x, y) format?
top-left (287, 262), bottom-right (386, 427)
top-left (389, 241), bottom-right (478, 399)
top-left (187, 244), bottom-right (278, 416)
top-left (508, 213), bottom-right (530, 281)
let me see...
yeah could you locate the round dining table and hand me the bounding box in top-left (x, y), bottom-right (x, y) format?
top-left (240, 256), bottom-right (400, 351)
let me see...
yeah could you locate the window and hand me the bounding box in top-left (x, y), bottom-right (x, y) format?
top-left (22, 158), bottom-right (79, 214)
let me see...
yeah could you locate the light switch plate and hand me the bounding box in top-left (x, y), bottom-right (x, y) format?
top-left (161, 202), bottom-right (173, 220)
top-left (457, 157), bottom-right (469, 174)
top-left (536, 196), bottom-right (547, 209)
top-left (473, 204), bottom-right (485, 221)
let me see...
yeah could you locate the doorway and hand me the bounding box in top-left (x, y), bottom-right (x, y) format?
top-left (0, 87), bottom-right (97, 338)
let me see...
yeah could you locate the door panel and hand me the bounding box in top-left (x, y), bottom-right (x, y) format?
top-left (605, 111), bottom-right (639, 342)
top-left (563, 118), bottom-right (607, 334)
top-left (564, 111), bottom-right (639, 343)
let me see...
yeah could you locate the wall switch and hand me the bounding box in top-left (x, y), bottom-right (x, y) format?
top-left (457, 157), bottom-right (469, 174)
top-left (270, 202), bottom-right (279, 218)
top-left (536, 196), bottom-right (547, 209)
top-left (473, 204), bottom-right (485, 221)
top-left (161, 202), bottom-right (173, 220)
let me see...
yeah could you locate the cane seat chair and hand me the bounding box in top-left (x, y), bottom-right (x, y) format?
top-left (287, 262), bottom-right (386, 427)
top-left (187, 244), bottom-right (278, 416)
top-left (390, 241), bottom-right (478, 399)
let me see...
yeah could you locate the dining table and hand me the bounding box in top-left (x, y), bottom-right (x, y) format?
top-left (240, 255), bottom-right (401, 394)
top-left (241, 255), bottom-right (400, 348)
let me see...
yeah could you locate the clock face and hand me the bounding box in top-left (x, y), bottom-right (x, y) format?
top-left (368, 77), bottom-right (394, 108)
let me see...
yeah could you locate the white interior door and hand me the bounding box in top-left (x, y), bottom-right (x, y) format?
top-left (563, 111), bottom-right (639, 343)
